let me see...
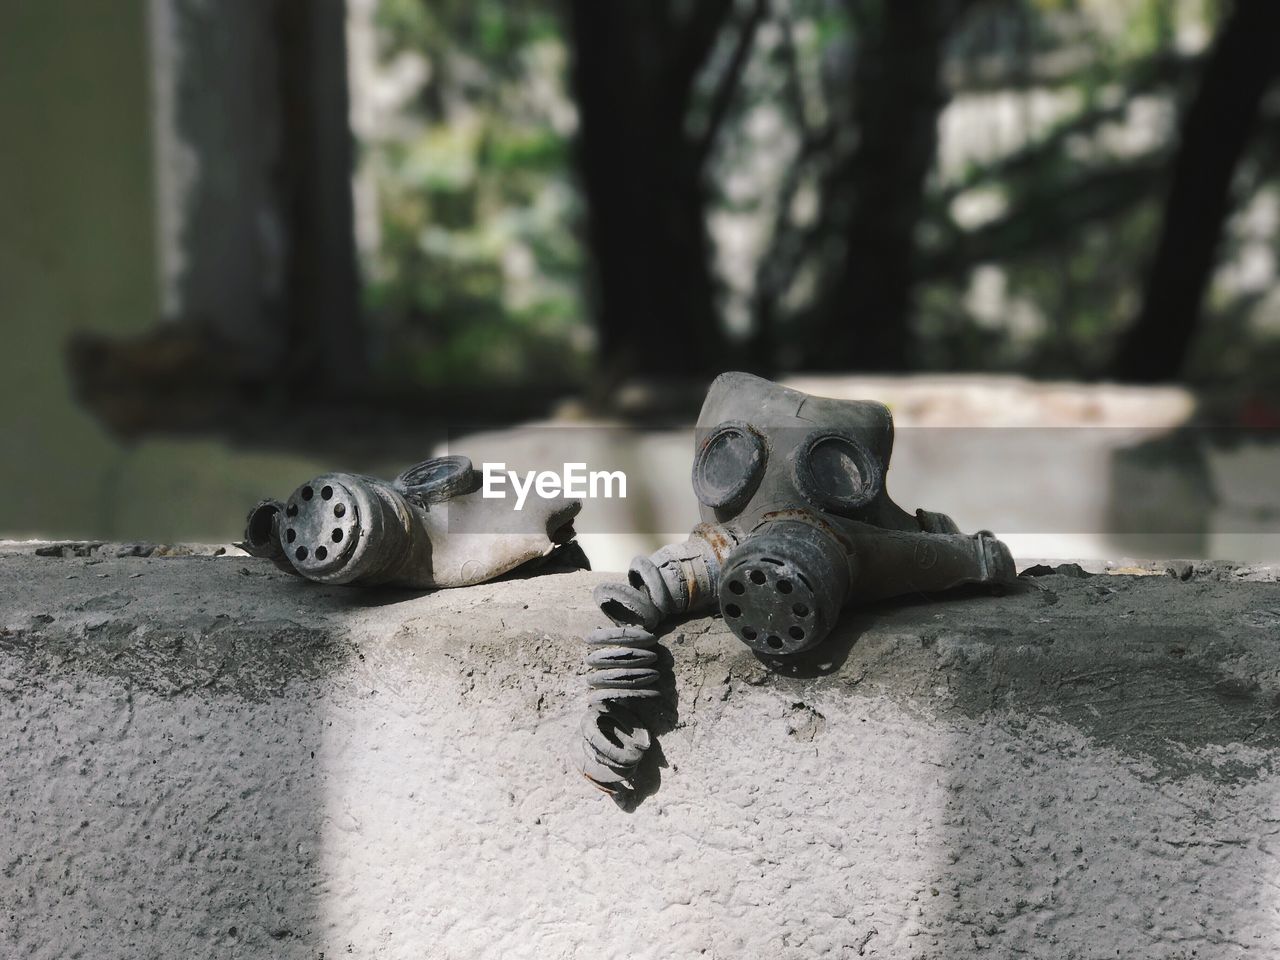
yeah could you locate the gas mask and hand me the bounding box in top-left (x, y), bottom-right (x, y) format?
top-left (594, 372), bottom-right (1015, 655)
top-left (242, 455), bottom-right (582, 588)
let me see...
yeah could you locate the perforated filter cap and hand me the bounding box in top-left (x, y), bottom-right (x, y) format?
top-left (716, 519), bottom-right (850, 656)
top-left (280, 477), bottom-right (360, 576)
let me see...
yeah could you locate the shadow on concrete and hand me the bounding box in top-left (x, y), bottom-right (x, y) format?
top-left (0, 562), bottom-right (360, 956)
top-left (1105, 417), bottom-right (1280, 560)
top-left (927, 570), bottom-right (1280, 953)
top-left (1105, 424), bottom-right (1214, 559)
top-left (752, 583), bottom-right (1024, 680)
top-left (237, 537), bottom-right (594, 611)
top-left (751, 611), bottom-right (873, 679)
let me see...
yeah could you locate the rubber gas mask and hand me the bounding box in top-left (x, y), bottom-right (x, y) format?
top-left (594, 372), bottom-right (1015, 654)
top-left (242, 456), bottom-right (582, 588)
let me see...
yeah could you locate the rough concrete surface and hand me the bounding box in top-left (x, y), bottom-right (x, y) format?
top-left (2, 548), bottom-right (1280, 959)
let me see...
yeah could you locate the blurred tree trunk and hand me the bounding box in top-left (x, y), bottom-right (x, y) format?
top-left (805, 0), bottom-right (960, 372)
top-left (67, 0), bottom-right (365, 438)
top-left (567, 0), bottom-right (740, 378)
top-left (1112, 0), bottom-right (1280, 384)
top-left (275, 0), bottom-right (365, 392)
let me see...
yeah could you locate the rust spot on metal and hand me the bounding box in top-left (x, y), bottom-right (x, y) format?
top-left (757, 508), bottom-right (856, 552)
top-left (694, 521), bottom-right (734, 561)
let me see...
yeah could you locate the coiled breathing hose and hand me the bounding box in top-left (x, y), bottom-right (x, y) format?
top-left (579, 535), bottom-right (732, 796)
top-left (579, 625), bottom-right (663, 795)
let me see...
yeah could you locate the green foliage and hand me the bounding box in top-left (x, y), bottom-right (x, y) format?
top-left (922, 0), bottom-right (1235, 377)
top-left (902, 0), bottom-right (1248, 378)
top-left (358, 0), bottom-right (1277, 384)
top-left (360, 0), bottom-right (586, 388)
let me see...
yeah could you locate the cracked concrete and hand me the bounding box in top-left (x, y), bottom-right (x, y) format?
top-left (1, 547), bottom-right (1279, 958)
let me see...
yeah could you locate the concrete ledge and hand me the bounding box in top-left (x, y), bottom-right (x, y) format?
top-left (2, 551), bottom-right (1279, 957)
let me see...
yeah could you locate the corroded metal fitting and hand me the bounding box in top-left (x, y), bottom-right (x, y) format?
top-left (592, 522), bottom-right (740, 632)
top-left (243, 455), bottom-right (580, 588)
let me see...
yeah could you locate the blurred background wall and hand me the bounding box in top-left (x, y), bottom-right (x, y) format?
top-left (0, 1), bottom-right (158, 537)
top-left (0, 0), bottom-right (378, 543)
top-left (0, 0), bottom-right (1277, 560)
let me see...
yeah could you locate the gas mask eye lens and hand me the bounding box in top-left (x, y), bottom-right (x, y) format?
top-left (396, 455), bottom-right (479, 504)
top-left (791, 431), bottom-right (882, 516)
top-left (692, 420), bottom-right (766, 513)
top-left (811, 439), bottom-right (864, 499)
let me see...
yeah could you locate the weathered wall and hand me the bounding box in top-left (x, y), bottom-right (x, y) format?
top-left (0, 1), bottom-right (360, 545)
top-left (0, 0), bottom-right (157, 536)
top-left (2, 548), bottom-right (1279, 958)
